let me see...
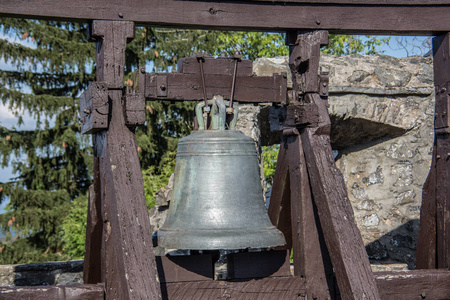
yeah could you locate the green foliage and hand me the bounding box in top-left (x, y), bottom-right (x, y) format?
top-left (0, 18), bottom-right (93, 264)
top-left (323, 35), bottom-right (390, 55)
top-left (262, 145), bottom-right (279, 190)
top-left (61, 194), bottom-right (88, 259)
top-left (215, 32), bottom-right (288, 60)
top-left (142, 150), bottom-right (176, 210)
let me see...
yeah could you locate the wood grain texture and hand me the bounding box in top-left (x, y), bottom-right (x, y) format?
top-left (157, 269), bottom-right (450, 300)
top-left (375, 269), bottom-right (450, 299)
top-left (416, 145), bottom-right (437, 269)
top-left (0, 284), bottom-right (104, 300)
top-left (237, 0), bottom-right (448, 4)
top-left (300, 94), bottom-right (380, 300)
top-left (144, 73), bottom-right (287, 103)
top-left (79, 82), bottom-right (109, 134)
top-left (91, 20), bottom-right (162, 299)
top-left (267, 142), bottom-right (292, 249)
top-left (286, 133), bottom-right (335, 299)
top-left (83, 166), bottom-right (103, 284)
top-left (1, 0), bottom-right (450, 34)
top-left (288, 30), bottom-right (379, 300)
top-left (177, 57), bottom-right (253, 77)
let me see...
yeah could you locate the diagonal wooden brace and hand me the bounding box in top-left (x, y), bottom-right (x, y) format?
top-left (285, 30), bottom-right (380, 300)
top-left (83, 20), bottom-right (162, 300)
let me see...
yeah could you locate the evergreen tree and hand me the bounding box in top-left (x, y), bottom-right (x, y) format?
top-left (0, 19), bottom-right (95, 263)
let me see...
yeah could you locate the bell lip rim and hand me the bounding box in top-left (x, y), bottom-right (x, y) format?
top-left (157, 228), bottom-right (287, 250)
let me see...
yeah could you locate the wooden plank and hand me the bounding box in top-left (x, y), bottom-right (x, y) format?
top-left (416, 144), bottom-right (437, 269)
top-left (159, 270), bottom-right (450, 300)
top-left (83, 166), bottom-right (103, 284)
top-left (162, 277), bottom-right (307, 300)
top-left (1, 0), bottom-right (450, 34)
top-left (267, 142), bottom-right (292, 249)
top-left (238, 0), bottom-right (448, 4)
top-left (93, 20), bottom-right (162, 299)
top-left (375, 270), bottom-right (450, 299)
top-left (288, 30), bottom-right (380, 300)
top-left (91, 20), bottom-right (134, 88)
top-left (0, 284), bottom-right (104, 300)
top-left (428, 32), bottom-right (450, 269)
top-left (79, 82), bottom-right (109, 135)
top-left (286, 132), bottom-right (336, 299)
top-left (300, 93), bottom-right (380, 300)
top-left (435, 134), bottom-right (450, 268)
top-left (227, 250), bottom-right (291, 279)
top-left (155, 255), bottom-right (214, 283)
top-left (144, 73), bottom-right (287, 103)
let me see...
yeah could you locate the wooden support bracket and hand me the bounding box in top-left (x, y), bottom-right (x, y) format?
top-left (82, 20), bottom-right (162, 299)
top-left (417, 32), bottom-right (450, 270)
top-left (269, 30), bottom-right (381, 300)
top-left (79, 82), bottom-right (109, 134)
top-left (139, 56), bottom-right (287, 104)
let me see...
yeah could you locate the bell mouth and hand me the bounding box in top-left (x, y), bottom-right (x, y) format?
top-left (158, 227), bottom-right (286, 251)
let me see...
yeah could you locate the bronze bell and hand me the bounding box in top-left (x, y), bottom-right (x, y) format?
top-left (158, 96), bottom-right (286, 250)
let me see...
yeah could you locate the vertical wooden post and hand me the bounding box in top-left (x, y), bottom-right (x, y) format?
top-left (287, 30), bottom-right (380, 300)
top-left (417, 33), bottom-right (450, 270)
top-left (83, 20), bottom-right (162, 299)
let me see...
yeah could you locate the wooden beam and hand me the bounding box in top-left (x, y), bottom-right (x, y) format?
top-left (375, 269), bottom-right (450, 299)
top-left (286, 133), bottom-right (336, 299)
top-left (1, 0), bottom-right (450, 34)
top-left (144, 73), bottom-right (287, 103)
top-left (417, 32), bottom-right (450, 269)
top-left (0, 284), bottom-right (104, 300)
top-left (289, 31), bottom-right (380, 299)
top-left (158, 270), bottom-right (450, 300)
top-left (89, 20), bottom-right (162, 299)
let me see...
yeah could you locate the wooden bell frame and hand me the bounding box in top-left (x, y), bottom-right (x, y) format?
top-left (1, 1), bottom-right (450, 299)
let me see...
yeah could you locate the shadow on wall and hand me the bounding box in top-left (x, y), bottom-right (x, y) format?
top-left (366, 219), bottom-right (419, 270)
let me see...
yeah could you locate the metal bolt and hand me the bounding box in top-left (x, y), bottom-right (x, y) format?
top-left (322, 82), bottom-right (327, 87)
top-left (118, 12), bottom-right (123, 18)
top-left (437, 155), bottom-right (441, 159)
top-left (140, 67), bottom-right (145, 74)
top-left (83, 108), bottom-right (91, 115)
top-left (316, 18), bottom-right (321, 25)
top-left (209, 8), bottom-right (216, 15)
top-left (160, 84), bottom-right (166, 91)
top-left (441, 87), bottom-right (447, 93)
top-left (421, 291), bottom-right (426, 298)
top-left (444, 111), bottom-right (447, 115)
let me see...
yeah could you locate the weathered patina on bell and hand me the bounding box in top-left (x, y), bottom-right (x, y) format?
top-left (158, 96), bottom-right (286, 250)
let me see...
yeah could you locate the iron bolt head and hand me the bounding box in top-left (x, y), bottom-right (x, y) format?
top-left (160, 84), bottom-right (166, 91)
top-left (118, 12), bottom-right (123, 18)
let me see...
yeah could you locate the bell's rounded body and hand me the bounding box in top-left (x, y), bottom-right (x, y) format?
top-left (158, 130), bottom-right (286, 250)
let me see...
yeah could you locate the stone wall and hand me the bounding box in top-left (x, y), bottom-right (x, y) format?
top-left (255, 54), bottom-right (434, 269)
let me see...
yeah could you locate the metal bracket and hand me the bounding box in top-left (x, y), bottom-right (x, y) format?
top-left (319, 72), bottom-right (329, 97)
top-left (156, 75), bottom-right (168, 97)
